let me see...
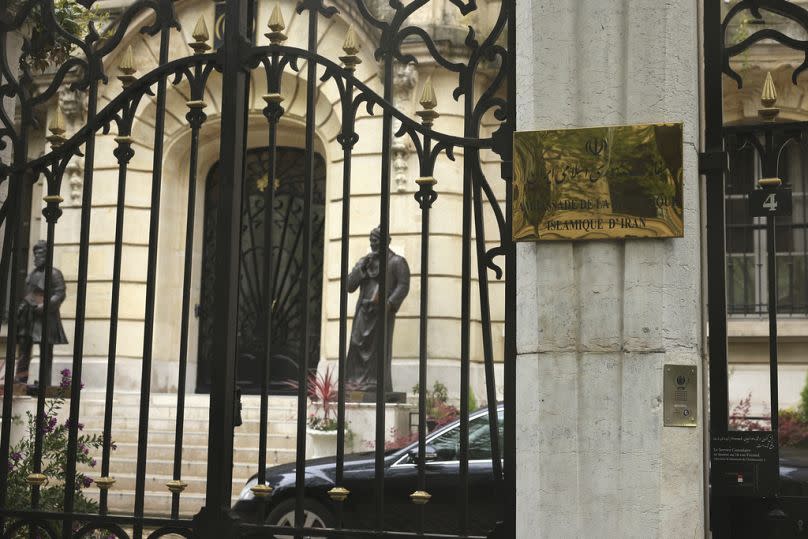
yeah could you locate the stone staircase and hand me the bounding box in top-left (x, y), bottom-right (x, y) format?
top-left (76, 391), bottom-right (300, 517)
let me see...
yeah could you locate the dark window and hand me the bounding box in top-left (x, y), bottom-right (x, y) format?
top-left (726, 138), bottom-right (808, 315)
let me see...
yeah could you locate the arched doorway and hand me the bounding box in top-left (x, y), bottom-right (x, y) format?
top-left (195, 147), bottom-right (327, 394)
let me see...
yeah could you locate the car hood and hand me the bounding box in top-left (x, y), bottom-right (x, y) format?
top-left (251, 450), bottom-right (402, 487)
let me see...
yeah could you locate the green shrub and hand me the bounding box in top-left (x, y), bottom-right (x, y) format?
top-left (4, 0), bottom-right (107, 72)
top-left (800, 372), bottom-right (808, 423)
top-left (4, 369), bottom-right (111, 538)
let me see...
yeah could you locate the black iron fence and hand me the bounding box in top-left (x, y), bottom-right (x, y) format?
top-left (705, 1), bottom-right (808, 538)
top-left (0, 0), bottom-right (516, 538)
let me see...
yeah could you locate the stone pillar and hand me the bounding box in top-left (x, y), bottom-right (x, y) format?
top-left (515, 1), bottom-right (704, 537)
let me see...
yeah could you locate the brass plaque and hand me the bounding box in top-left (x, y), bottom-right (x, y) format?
top-left (663, 364), bottom-right (697, 428)
top-left (513, 123), bottom-right (684, 241)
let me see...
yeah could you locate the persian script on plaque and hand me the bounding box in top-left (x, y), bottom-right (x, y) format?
top-left (513, 123), bottom-right (684, 241)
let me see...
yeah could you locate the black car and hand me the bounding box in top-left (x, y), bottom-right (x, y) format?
top-left (232, 406), bottom-right (505, 536)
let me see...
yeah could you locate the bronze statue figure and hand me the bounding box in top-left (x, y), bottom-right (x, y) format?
top-left (345, 227), bottom-right (410, 396)
top-left (14, 240), bottom-right (68, 384)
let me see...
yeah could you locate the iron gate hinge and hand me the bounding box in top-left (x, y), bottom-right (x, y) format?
top-left (698, 150), bottom-right (727, 175)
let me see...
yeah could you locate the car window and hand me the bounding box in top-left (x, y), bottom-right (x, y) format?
top-left (429, 409), bottom-right (504, 462)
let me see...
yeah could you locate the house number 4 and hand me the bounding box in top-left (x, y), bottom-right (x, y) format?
top-left (749, 188), bottom-right (792, 217)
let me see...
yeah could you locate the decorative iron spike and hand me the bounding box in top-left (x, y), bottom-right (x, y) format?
top-left (95, 476), bottom-right (116, 490)
top-left (190, 16), bottom-right (212, 54)
top-left (419, 77), bottom-right (437, 110)
top-left (328, 486), bottom-right (350, 502)
top-left (118, 45), bottom-right (137, 88)
top-left (166, 480), bottom-right (188, 494)
top-left (340, 25), bottom-right (363, 71)
top-left (266, 4), bottom-right (288, 44)
top-left (343, 26), bottom-right (360, 56)
top-left (26, 473), bottom-right (48, 488)
top-left (759, 71), bottom-right (780, 122)
top-left (410, 490), bottom-right (432, 505)
top-left (416, 78), bottom-right (440, 126)
top-left (47, 107), bottom-right (67, 147)
top-left (251, 484), bottom-right (274, 499)
top-left (761, 72), bottom-right (777, 107)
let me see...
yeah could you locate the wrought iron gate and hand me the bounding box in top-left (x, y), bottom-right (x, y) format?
top-left (0, 0), bottom-right (516, 537)
top-left (705, 1), bottom-right (808, 537)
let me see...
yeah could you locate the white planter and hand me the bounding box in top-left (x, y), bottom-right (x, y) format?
top-left (306, 427), bottom-right (338, 459)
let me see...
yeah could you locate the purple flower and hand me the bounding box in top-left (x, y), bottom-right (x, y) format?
top-left (81, 476), bottom-right (93, 488)
top-left (7, 461), bottom-right (12, 471)
top-left (39, 414), bottom-right (57, 434)
top-left (65, 419), bottom-right (84, 431)
top-left (90, 458), bottom-right (97, 468)
top-left (60, 378), bottom-right (71, 390)
top-left (11, 452), bottom-right (21, 462)
top-left (60, 368), bottom-right (71, 377)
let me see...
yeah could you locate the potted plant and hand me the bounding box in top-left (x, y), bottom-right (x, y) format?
top-left (285, 366), bottom-right (339, 458)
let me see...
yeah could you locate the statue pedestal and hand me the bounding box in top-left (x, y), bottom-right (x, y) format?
top-left (346, 390), bottom-right (407, 404)
top-left (0, 383), bottom-right (30, 397)
top-left (303, 401), bottom-right (414, 457)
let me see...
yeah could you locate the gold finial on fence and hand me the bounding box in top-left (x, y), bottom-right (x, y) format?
top-left (266, 4), bottom-right (288, 45)
top-left (340, 25), bottom-right (362, 71)
top-left (759, 71), bottom-right (780, 122)
top-left (26, 473), bottom-right (48, 488)
top-left (118, 45), bottom-right (137, 88)
top-left (416, 77), bottom-right (439, 126)
top-left (328, 486), bottom-right (350, 502)
top-left (95, 476), bottom-right (116, 490)
top-left (190, 16), bottom-right (212, 54)
top-left (410, 490), bottom-right (432, 505)
top-left (46, 107), bottom-right (67, 147)
top-left (251, 484), bottom-right (274, 499)
top-left (166, 480), bottom-right (188, 494)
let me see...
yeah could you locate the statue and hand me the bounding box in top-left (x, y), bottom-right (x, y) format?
top-left (14, 240), bottom-right (68, 384)
top-left (345, 227), bottom-right (410, 397)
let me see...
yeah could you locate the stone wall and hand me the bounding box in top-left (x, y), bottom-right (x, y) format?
top-left (515, 1), bottom-right (705, 537)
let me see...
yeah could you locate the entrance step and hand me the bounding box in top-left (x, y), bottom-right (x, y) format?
top-left (73, 391), bottom-right (301, 517)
